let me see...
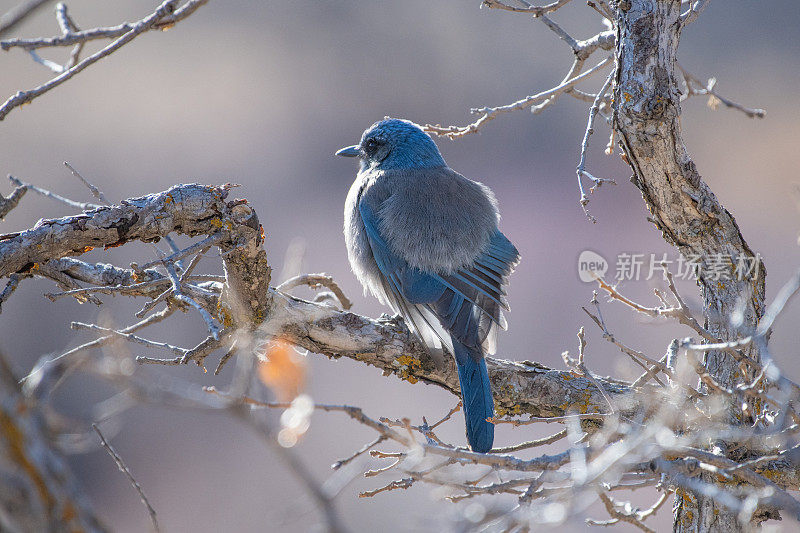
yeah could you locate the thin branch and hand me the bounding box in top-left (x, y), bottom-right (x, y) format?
top-left (677, 64), bottom-right (765, 118)
top-left (64, 161), bottom-right (108, 204)
top-left (214, 341), bottom-right (238, 375)
top-left (491, 429), bottom-right (568, 454)
top-left (331, 436), bottom-right (387, 470)
top-left (22, 305), bottom-right (175, 397)
top-left (277, 273), bottom-right (353, 310)
top-left (590, 491), bottom-right (658, 532)
top-left (1, 0), bottom-right (208, 50)
top-left (8, 174), bottom-right (101, 211)
top-left (481, 0), bottom-right (572, 17)
top-left (135, 232), bottom-right (225, 272)
top-left (0, 273), bottom-right (27, 313)
top-left (424, 55), bottom-right (613, 138)
top-left (0, 0), bottom-right (52, 38)
top-left (55, 3), bottom-right (84, 70)
top-left (164, 261), bottom-right (220, 341)
top-left (0, 184), bottom-right (27, 219)
top-left (539, 14), bottom-right (578, 51)
top-left (92, 423), bottom-right (160, 533)
top-left (680, 0), bottom-right (711, 24)
top-left (72, 321), bottom-right (188, 357)
top-left (576, 70), bottom-right (616, 222)
top-left (0, 0), bottom-right (209, 121)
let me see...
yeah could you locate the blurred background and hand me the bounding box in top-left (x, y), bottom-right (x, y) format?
top-left (1, 0), bottom-right (799, 531)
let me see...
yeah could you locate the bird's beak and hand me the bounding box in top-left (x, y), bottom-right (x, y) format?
top-left (335, 145), bottom-right (360, 158)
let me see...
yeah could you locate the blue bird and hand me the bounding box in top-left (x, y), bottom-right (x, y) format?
top-left (337, 118), bottom-right (519, 453)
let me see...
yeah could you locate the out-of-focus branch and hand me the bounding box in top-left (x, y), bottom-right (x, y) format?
top-left (0, 0), bottom-right (52, 38)
top-left (0, 353), bottom-right (106, 532)
top-left (4, 179), bottom-right (800, 531)
top-left (1, 0), bottom-right (207, 50)
top-left (677, 64), bottom-right (766, 119)
top-left (0, 0), bottom-right (209, 121)
top-left (92, 424), bottom-right (159, 533)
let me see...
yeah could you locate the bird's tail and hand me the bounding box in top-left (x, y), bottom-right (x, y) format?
top-left (453, 338), bottom-right (494, 453)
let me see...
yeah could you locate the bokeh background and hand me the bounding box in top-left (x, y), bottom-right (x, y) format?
top-left (1, 1), bottom-right (799, 531)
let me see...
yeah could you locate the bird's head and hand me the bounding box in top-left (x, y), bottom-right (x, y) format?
top-left (336, 118), bottom-right (446, 171)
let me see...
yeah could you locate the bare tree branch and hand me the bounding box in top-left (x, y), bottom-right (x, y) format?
top-left (0, 0), bottom-right (209, 121)
top-left (92, 424), bottom-right (159, 533)
top-left (0, 184), bottom-right (27, 219)
top-left (0, 0), bottom-right (52, 38)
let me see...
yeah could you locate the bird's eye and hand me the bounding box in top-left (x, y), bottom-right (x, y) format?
top-left (364, 139), bottom-right (379, 152)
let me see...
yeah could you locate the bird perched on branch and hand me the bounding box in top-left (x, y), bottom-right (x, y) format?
top-left (337, 118), bottom-right (519, 453)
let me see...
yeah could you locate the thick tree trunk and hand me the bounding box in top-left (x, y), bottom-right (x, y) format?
top-left (612, 1), bottom-right (765, 531)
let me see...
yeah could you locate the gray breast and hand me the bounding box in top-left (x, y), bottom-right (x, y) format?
top-left (343, 172), bottom-right (386, 303)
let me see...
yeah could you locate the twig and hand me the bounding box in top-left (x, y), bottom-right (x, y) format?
top-left (36, 261), bottom-right (103, 305)
top-left (576, 70), bottom-right (616, 222)
top-left (55, 3), bottom-right (83, 70)
top-left (363, 458), bottom-right (401, 478)
top-left (92, 423), bottom-right (160, 533)
top-left (590, 490), bottom-right (657, 532)
top-left (582, 306), bottom-right (668, 387)
top-left (359, 477), bottom-right (414, 498)
top-left (277, 273), bottom-right (353, 310)
top-left (1, 0), bottom-right (208, 50)
top-left (539, 14), bottom-right (578, 51)
top-left (22, 306), bottom-right (176, 397)
top-left (430, 401), bottom-right (462, 430)
top-left (64, 161), bottom-right (108, 204)
top-left (491, 429), bottom-right (568, 453)
top-left (593, 271), bottom-right (714, 342)
top-left (331, 436), bottom-right (387, 470)
top-left (563, 327), bottom-right (617, 413)
top-left (631, 340), bottom-right (678, 388)
top-left (0, 273), bottom-right (27, 312)
top-left (677, 64), bottom-right (765, 119)
top-left (424, 55), bottom-right (613, 138)
top-left (180, 332), bottom-right (230, 366)
top-left (0, 0), bottom-right (207, 121)
top-left (0, 184), bottom-right (27, 219)
top-left (164, 261), bottom-right (220, 341)
top-left (481, 0), bottom-right (572, 17)
top-left (206, 388), bottom-right (576, 473)
top-left (44, 277), bottom-right (172, 301)
top-left (214, 341), bottom-right (238, 375)
top-left (135, 233), bottom-right (225, 273)
top-left (0, 0), bottom-right (51, 38)
top-left (8, 174), bottom-right (101, 211)
top-left (681, 0), bottom-right (711, 25)
top-left (71, 322), bottom-right (188, 357)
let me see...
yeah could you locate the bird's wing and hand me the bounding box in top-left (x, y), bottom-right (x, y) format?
top-left (359, 197), bottom-right (519, 357)
top-left (358, 198), bottom-right (453, 359)
top-left (432, 230), bottom-right (519, 355)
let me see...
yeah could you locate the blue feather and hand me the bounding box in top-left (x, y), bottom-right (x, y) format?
top-left (454, 339), bottom-right (494, 453)
top-left (343, 119), bottom-right (520, 453)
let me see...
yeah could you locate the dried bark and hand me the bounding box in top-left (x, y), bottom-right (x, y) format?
top-left (612, 1), bottom-right (766, 530)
